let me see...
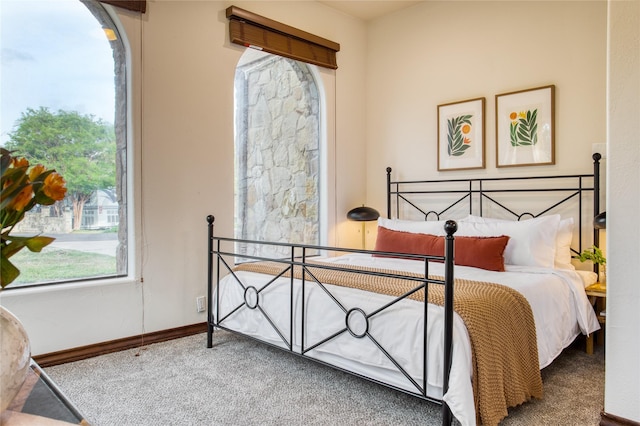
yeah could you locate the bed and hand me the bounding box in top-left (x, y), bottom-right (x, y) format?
top-left (206, 153), bottom-right (603, 426)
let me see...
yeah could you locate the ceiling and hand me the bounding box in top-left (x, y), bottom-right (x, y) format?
top-left (317, 1), bottom-right (423, 22)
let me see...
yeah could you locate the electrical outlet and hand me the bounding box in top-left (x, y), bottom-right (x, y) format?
top-left (196, 296), bottom-right (206, 313)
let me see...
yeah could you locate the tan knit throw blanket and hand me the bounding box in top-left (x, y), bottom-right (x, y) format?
top-left (233, 260), bottom-right (543, 425)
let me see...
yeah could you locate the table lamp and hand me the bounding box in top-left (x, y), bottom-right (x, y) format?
top-left (347, 206), bottom-right (380, 249)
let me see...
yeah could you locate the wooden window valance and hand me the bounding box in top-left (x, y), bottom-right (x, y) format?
top-left (99, 1), bottom-right (146, 13)
top-left (226, 6), bottom-right (340, 70)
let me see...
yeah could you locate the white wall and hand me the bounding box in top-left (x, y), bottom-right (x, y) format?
top-left (606, 0), bottom-right (640, 421)
top-left (366, 1), bottom-right (607, 211)
top-left (0, 0), bottom-right (368, 355)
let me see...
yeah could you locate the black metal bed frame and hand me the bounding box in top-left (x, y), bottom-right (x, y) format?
top-left (387, 153), bottom-right (602, 272)
top-left (207, 222), bottom-right (458, 424)
top-left (207, 153), bottom-right (602, 426)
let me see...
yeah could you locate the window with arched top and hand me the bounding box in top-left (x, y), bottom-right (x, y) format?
top-left (234, 49), bottom-right (320, 258)
top-left (0, 0), bottom-right (130, 287)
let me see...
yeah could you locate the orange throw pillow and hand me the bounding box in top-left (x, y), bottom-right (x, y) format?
top-left (374, 226), bottom-right (510, 272)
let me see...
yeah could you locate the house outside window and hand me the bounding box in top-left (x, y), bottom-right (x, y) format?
top-left (234, 50), bottom-right (320, 258)
top-left (0, 0), bottom-right (129, 287)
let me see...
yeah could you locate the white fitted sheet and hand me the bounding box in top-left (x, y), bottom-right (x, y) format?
top-left (213, 254), bottom-right (600, 426)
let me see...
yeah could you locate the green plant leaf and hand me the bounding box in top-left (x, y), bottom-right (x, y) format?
top-left (1, 235), bottom-right (55, 258)
top-left (452, 144), bottom-right (471, 156)
top-left (509, 109), bottom-right (539, 147)
top-left (0, 255), bottom-right (20, 288)
top-left (576, 245), bottom-right (606, 265)
top-left (1, 239), bottom-right (27, 258)
top-left (510, 122), bottom-right (519, 146)
top-left (25, 236), bottom-right (55, 252)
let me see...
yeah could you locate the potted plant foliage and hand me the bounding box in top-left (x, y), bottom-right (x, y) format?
top-left (577, 245), bottom-right (607, 283)
top-left (1, 148), bottom-right (67, 411)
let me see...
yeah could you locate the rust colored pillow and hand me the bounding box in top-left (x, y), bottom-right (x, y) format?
top-left (374, 226), bottom-right (510, 272)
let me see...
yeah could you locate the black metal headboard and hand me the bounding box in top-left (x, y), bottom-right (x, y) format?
top-left (386, 153), bottom-right (603, 264)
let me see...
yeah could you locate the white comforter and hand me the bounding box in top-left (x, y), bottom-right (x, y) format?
top-left (213, 254), bottom-right (600, 426)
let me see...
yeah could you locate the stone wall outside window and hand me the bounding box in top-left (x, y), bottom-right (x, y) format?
top-left (235, 54), bottom-right (320, 258)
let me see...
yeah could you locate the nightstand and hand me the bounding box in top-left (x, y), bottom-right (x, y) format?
top-left (585, 282), bottom-right (606, 355)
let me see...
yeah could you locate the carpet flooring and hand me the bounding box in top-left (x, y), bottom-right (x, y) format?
top-left (45, 331), bottom-right (605, 425)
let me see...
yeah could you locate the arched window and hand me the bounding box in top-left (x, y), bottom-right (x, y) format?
top-left (0, 0), bottom-right (129, 287)
top-left (234, 50), bottom-right (320, 258)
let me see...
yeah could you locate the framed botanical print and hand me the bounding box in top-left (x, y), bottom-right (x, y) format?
top-left (495, 85), bottom-right (555, 167)
top-left (437, 97), bottom-right (485, 171)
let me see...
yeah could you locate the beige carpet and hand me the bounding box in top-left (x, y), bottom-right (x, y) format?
top-left (45, 331), bottom-right (605, 425)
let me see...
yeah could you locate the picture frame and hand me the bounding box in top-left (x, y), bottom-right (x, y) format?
top-left (437, 97), bottom-right (485, 171)
top-left (495, 85), bottom-right (555, 167)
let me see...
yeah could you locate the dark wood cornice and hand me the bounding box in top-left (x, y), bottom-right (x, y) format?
top-left (225, 5), bottom-right (339, 70)
top-left (99, 0), bottom-right (146, 13)
top-left (226, 6), bottom-right (339, 52)
top-left (34, 323), bottom-right (207, 367)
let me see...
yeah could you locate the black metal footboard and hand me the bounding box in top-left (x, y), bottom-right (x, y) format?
top-left (207, 215), bottom-right (458, 425)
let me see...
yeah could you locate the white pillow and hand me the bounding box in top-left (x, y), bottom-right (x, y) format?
top-left (456, 214), bottom-right (561, 268)
top-left (554, 217), bottom-right (574, 270)
top-left (461, 214), bottom-right (574, 269)
top-left (575, 270), bottom-right (598, 288)
top-left (377, 217), bottom-right (449, 236)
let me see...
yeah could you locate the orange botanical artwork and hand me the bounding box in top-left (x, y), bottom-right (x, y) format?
top-left (447, 115), bottom-right (473, 156)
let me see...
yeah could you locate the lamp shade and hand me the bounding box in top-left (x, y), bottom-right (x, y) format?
top-left (347, 206), bottom-right (380, 222)
top-left (594, 212), bottom-right (606, 229)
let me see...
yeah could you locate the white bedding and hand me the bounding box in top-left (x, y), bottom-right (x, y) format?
top-left (213, 253), bottom-right (600, 426)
